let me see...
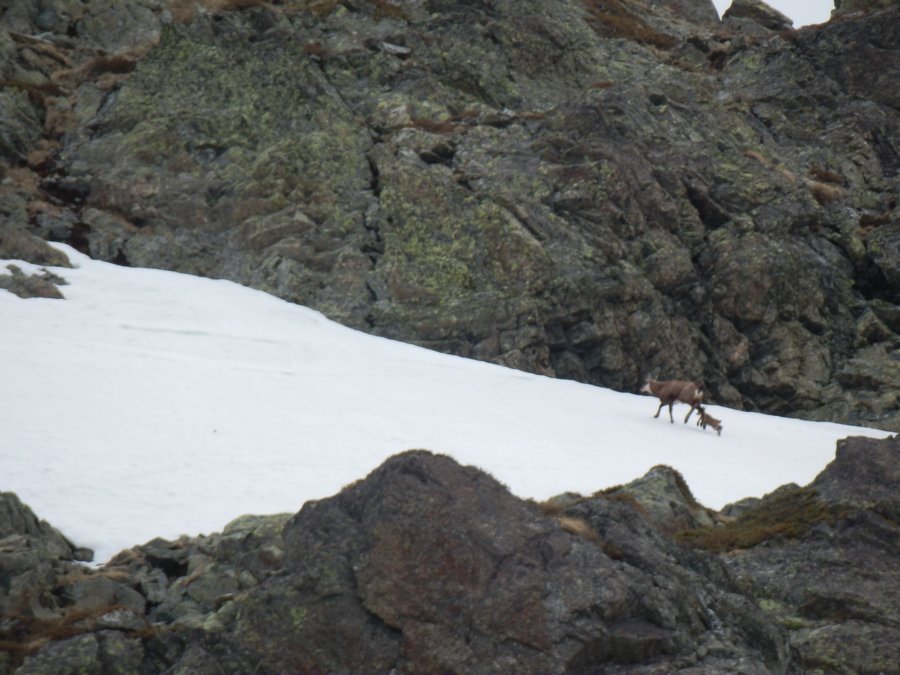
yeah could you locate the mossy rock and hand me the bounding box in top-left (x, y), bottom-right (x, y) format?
top-left (676, 486), bottom-right (849, 552)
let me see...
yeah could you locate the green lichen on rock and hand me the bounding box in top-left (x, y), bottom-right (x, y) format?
top-left (7, 0), bottom-right (900, 428)
top-left (85, 17), bottom-right (372, 228)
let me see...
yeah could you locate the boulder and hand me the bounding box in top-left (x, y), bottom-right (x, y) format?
top-left (0, 491), bottom-right (83, 562)
top-left (13, 632), bottom-right (144, 675)
top-left (834, 0), bottom-right (897, 16)
top-left (0, 264), bottom-right (66, 299)
top-left (809, 433), bottom-right (900, 507)
top-left (603, 464), bottom-right (719, 533)
top-left (722, 0), bottom-right (794, 30)
top-left (0, 229), bottom-right (71, 268)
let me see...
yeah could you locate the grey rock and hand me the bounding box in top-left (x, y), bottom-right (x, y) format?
top-left (14, 631), bottom-right (144, 675)
top-left (0, 491), bottom-right (79, 560)
top-left (722, 0), bottom-right (793, 30)
top-left (647, 0), bottom-right (721, 26)
top-left (59, 575), bottom-right (146, 615)
top-left (810, 433), bottom-right (900, 507)
top-left (3, 440), bottom-right (900, 673)
top-left (0, 264), bottom-right (65, 299)
top-left (0, 88), bottom-right (42, 166)
top-left (194, 451), bottom-right (789, 674)
top-left (834, 0), bottom-right (898, 15)
top-left (604, 464), bottom-right (719, 534)
top-left (698, 435), bottom-right (900, 675)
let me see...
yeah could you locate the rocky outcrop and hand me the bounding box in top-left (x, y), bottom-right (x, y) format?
top-left (0, 263), bottom-right (66, 298)
top-left (0, 228), bottom-right (69, 298)
top-left (833, 0), bottom-right (897, 16)
top-left (722, 0), bottom-right (793, 31)
top-left (678, 434), bottom-right (900, 675)
top-left (0, 491), bottom-right (92, 673)
top-left (214, 452), bottom-right (789, 674)
top-left (602, 464), bottom-right (720, 534)
top-left (3, 437), bottom-right (900, 674)
top-left (0, 453), bottom-right (791, 674)
top-left (0, 507), bottom-right (290, 675)
top-left (1, 0), bottom-right (899, 431)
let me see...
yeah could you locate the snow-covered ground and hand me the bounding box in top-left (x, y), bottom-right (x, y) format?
top-left (1, 244), bottom-right (891, 563)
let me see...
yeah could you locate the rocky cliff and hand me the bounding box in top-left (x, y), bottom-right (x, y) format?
top-left (2, 436), bottom-right (898, 674)
top-left (1, 0), bottom-right (899, 429)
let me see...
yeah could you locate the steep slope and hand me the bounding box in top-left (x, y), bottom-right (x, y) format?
top-left (1, 0), bottom-right (899, 429)
top-left (2, 243), bottom-right (889, 565)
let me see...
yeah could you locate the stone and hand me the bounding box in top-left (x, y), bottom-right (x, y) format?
top-left (0, 264), bottom-right (65, 299)
top-left (59, 575), bottom-right (147, 615)
top-left (686, 435), bottom-right (900, 675)
top-left (604, 464), bottom-right (719, 533)
top-left (809, 433), bottom-right (900, 507)
top-left (0, 228), bottom-right (71, 268)
top-left (722, 0), bottom-right (794, 30)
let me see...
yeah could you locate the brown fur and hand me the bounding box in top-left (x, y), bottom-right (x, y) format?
top-left (806, 179), bottom-right (844, 204)
top-left (641, 379), bottom-right (704, 424)
top-left (696, 405), bottom-right (723, 436)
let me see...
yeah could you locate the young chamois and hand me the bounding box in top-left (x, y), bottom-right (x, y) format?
top-left (696, 405), bottom-right (723, 436)
top-left (641, 378), bottom-right (704, 424)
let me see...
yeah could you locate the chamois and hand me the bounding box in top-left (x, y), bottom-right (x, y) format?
top-left (696, 405), bottom-right (723, 436)
top-left (640, 378), bottom-right (704, 424)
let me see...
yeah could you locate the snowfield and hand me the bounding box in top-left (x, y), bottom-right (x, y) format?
top-left (1, 244), bottom-right (892, 563)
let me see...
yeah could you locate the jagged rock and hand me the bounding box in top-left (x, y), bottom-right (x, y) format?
top-left (646, 0), bottom-right (721, 26)
top-left (0, 88), bottom-right (42, 167)
top-left (5, 442), bottom-right (900, 673)
top-left (0, 492), bottom-right (93, 670)
top-left (58, 576), bottom-right (146, 615)
top-left (0, 491), bottom-right (83, 562)
top-left (809, 433), bottom-right (900, 507)
top-left (177, 451), bottom-right (788, 674)
top-left (0, 264), bottom-right (65, 299)
top-left (604, 464), bottom-right (719, 533)
top-left (834, 0), bottom-right (898, 16)
top-left (684, 435), bottom-right (900, 675)
top-left (722, 0), bottom-right (793, 31)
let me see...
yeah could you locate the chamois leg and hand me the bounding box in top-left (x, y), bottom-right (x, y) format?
top-left (684, 404), bottom-right (699, 424)
top-left (654, 401), bottom-right (666, 419)
top-left (667, 401), bottom-right (675, 423)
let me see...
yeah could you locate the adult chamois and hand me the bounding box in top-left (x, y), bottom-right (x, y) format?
top-left (641, 378), bottom-right (704, 424)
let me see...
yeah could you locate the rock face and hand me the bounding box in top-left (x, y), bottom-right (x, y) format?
top-left (679, 434), bottom-right (900, 675)
top-left (0, 491), bottom-right (93, 674)
top-left (722, 0), bottom-right (793, 31)
top-left (1, 1), bottom-right (899, 431)
top-left (3, 438), bottom-right (900, 674)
